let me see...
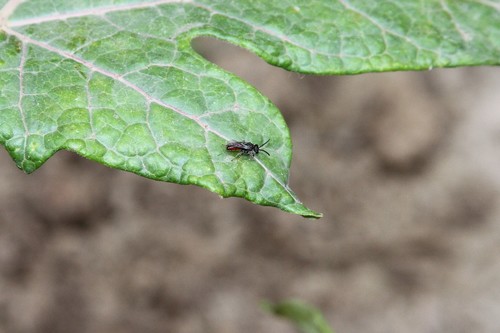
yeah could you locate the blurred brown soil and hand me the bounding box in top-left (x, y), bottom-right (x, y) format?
top-left (1, 38), bottom-right (500, 333)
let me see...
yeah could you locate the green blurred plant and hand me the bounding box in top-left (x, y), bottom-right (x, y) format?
top-left (263, 300), bottom-right (335, 333)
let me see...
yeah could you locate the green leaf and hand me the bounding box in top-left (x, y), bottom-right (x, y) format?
top-left (263, 300), bottom-right (335, 333)
top-left (0, 1), bottom-right (498, 217)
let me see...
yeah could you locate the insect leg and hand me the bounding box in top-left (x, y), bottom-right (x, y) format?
top-left (232, 152), bottom-right (244, 160)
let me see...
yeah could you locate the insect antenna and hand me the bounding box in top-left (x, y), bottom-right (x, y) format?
top-left (260, 139), bottom-right (270, 147)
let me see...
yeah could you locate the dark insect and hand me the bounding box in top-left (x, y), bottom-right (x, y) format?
top-left (226, 139), bottom-right (270, 159)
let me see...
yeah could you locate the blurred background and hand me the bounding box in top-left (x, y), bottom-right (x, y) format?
top-left (1, 37), bottom-right (500, 333)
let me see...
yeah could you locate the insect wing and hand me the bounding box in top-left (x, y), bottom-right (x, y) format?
top-left (226, 141), bottom-right (251, 151)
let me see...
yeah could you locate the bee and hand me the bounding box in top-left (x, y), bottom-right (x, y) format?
top-left (226, 139), bottom-right (270, 158)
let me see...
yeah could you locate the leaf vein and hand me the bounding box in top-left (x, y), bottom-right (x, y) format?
top-left (4, 26), bottom-right (228, 139)
top-left (17, 41), bottom-right (29, 162)
top-left (8, 0), bottom-right (194, 28)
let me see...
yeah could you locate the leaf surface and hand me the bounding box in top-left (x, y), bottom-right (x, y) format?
top-left (1, 0), bottom-right (499, 217)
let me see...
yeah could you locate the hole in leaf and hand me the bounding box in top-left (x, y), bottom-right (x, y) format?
top-left (192, 36), bottom-right (309, 111)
